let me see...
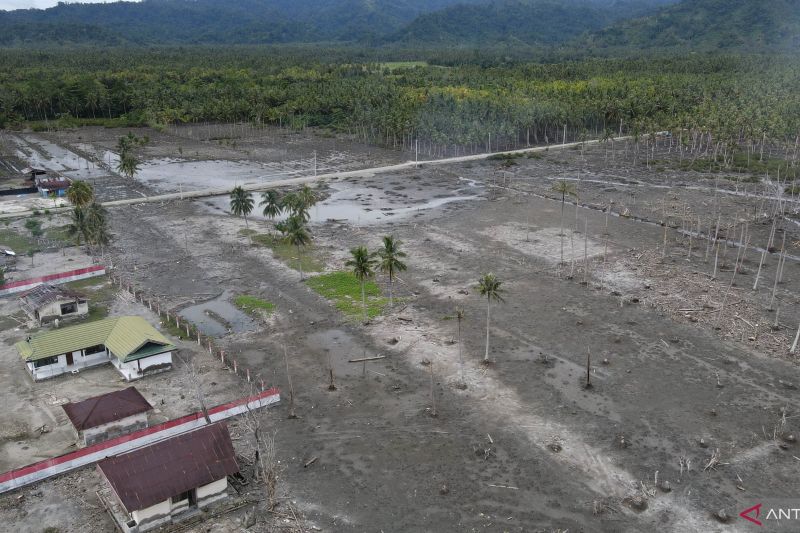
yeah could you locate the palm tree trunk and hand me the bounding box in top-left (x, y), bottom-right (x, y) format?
top-left (361, 281), bottom-right (367, 321)
top-left (296, 245), bottom-right (304, 281)
top-left (388, 276), bottom-right (394, 306)
top-left (484, 299), bottom-right (491, 361)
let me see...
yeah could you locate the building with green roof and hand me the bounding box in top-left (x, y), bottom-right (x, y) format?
top-left (16, 316), bottom-right (176, 382)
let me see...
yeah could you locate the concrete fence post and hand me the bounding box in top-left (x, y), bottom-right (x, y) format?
top-left (233, 360), bottom-right (238, 375)
top-left (260, 379), bottom-right (265, 392)
top-left (185, 324), bottom-right (190, 337)
top-left (246, 368), bottom-right (251, 382)
top-left (220, 351), bottom-right (225, 364)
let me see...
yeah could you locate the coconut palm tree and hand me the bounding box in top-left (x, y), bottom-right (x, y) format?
top-left (377, 235), bottom-right (407, 306)
top-left (477, 273), bottom-right (504, 363)
top-left (260, 190), bottom-right (283, 220)
top-left (282, 191), bottom-right (310, 223)
top-left (85, 202), bottom-right (110, 247)
top-left (298, 184), bottom-right (317, 209)
top-left (552, 180), bottom-right (577, 266)
top-left (230, 186), bottom-right (254, 229)
top-left (67, 206), bottom-right (89, 246)
top-left (66, 180), bottom-right (94, 208)
top-left (346, 246), bottom-right (377, 322)
top-left (116, 151), bottom-right (139, 179)
top-left (283, 215), bottom-right (311, 280)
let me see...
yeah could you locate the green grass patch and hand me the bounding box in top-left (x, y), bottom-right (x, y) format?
top-left (86, 304), bottom-right (108, 322)
top-left (251, 233), bottom-right (324, 273)
top-left (306, 271), bottom-right (388, 319)
top-left (238, 228), bottom-right (258, 236)
top-left (44, 224), bottom-right (72, 242)
top-left (63, 276), bottom-right (116, 318)
top-left (0, 228), bottom-right (38, 254)
top-left (234, 295), bottom-right (274, 316)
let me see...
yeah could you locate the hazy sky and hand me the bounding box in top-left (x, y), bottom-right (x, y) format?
top-left (0, 0), bottom-right (130, 10)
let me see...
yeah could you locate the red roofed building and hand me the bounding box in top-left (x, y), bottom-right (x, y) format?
top-left (97, 423), bottom-right (239, 532)
top-left (62, 387), bottom-right (153, 446)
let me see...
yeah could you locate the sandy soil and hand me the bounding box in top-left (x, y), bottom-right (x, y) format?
top-left (0, 130), bottom-right (798, 532)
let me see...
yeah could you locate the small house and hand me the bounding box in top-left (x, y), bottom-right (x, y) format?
top-left (62, 387), bottom-right (153, 446)
top-left (97, 423), bottom-right (239, 532)
top-left (16, 316), bottom-right (175, 382)
top-left (35, 175), bottom-right (71, 198)
top-left (20, 284), bottom-right (89, 324)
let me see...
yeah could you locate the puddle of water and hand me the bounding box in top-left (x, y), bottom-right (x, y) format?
top-left (135, 158), bottom-right (295, 192)
top-left (179, 291), bottom-right (257, 337)
top-left (203, 180), bottom-right (480, 225)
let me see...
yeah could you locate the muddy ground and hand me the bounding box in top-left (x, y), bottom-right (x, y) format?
top-left (0, 127), bottom-right (799, 532)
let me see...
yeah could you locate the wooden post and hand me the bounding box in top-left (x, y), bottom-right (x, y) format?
top-left (233, 359), bottom-right (238, 375)
top-left (185, 324), bottom-right (190, 337)
top-left (260, 378), bottom-right (265, 392)
top-left (246, 368), bottom-right (251, 382)
top-left (197, 330), bottom-right (201, 345)
top-left (220, 350), bottom-right (225, 364)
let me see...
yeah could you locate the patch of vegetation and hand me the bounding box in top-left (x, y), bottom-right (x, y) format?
top-left (0, 228), bottom-right (39, 254)
top-left (238, 228), bottom-right (258, 236)
top-left (234, 295), bottom-right (275, 316)
top-left (251, 233), bottom-right (324, 273)
top-left (44, 224), bottom-right (72, 242)
top-left (306, 271), bottom-right (388, 319)
top-left (488, 152), bottom-right (524, 161)
top-left (379, 61), bottom-right (428, 71)
top-left (786, 184), bottom-right (799, 195)
top-left (86, 304), bottom-right (109, 322)
top-left (64, 276), bottom-right (116, 316)
top-left (162, 320), bottom-right (190, 341)
top-left (678, 154), bottom-right (798, 180)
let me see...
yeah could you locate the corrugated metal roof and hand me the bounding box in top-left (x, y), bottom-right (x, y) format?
top-left (19, 284), bottom-right (84, 309)
top-left (63, 387), bottom-right (153, 431)
top-left (15, 316), bottom-right (175, 362)
top-left (97, 423), bottom-right (239, 512)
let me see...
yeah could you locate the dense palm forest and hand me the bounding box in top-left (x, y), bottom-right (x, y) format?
top-left (1, 47), bottom-right (798, 163)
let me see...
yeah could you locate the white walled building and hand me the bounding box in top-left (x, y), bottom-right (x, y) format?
top-left (16, 316), bottom-right (175, 382)
top-left (62, 387), bottom-right (153, 446)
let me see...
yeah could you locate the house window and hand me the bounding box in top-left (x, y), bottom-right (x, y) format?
top-left (60, 302), bottom-right (77, 315)
top-left (33, 356), bottom-right (59, 368)
top-left (172, 490), bottom-right (191, 504)
top-left (83, 344), bottom-right (105, 356)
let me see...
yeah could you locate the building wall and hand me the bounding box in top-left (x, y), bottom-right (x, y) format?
top-left (37, 300), bottom-right (89, 323)
top-left (27, 347), bottom-right (110, 381)
top-left (81, 412), bottom-right (149, 447)
top-left (112, 352), bottom-right (172, 381)
top-left (124, 478), bottom-right (228, 532)
top-left (131, 499), bottom-right (171, 532)
top-left (196, 478), bottom-right (228, 507)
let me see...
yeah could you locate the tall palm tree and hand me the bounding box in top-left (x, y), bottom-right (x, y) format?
top-left (67, 206), bottom-right (89, 246)
top-left (552, 180), bottom-right (577, 266)
top-left (117, 151), bottom-right (139, 179)
top-left (260, 190), bottom-right (283, 220)
top-left (477, 273), bottom-right (505, 363)
top-left (282, 191), bottom-right (310, 223)
top-left (230, 186), bottom-right (254, 229)
top-left (283, 215), bottom-right (311, 280)
top-left (85, 202), bottom-right (110, 247)
top-left (377, 235), bottom-right (407, 306)
top-left (346, 246), bottom-right (377, 322)
top-left (298, 184), bottom-right (317, 209)
top-left (66, 180), bottom-right (94, 208)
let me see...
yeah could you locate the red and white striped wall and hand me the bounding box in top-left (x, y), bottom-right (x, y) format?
top-left (0, 388), bottom-right (280, 494)
top-left (0, 265), bottom-right (106, 296)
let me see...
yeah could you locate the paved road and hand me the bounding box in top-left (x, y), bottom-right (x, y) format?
top-left (0, 138), bottom-right (610, 219)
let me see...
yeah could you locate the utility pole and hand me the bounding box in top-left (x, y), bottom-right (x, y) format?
top-left (415, 138), bottom-right (419, 167)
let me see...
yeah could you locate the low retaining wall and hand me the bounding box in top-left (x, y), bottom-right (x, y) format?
top-left (0, 388), bottom-right (280, 494)
top-left (0, 265), bottom-right (106, 296)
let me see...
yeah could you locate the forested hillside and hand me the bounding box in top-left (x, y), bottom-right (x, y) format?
top-left (388, 0), bottom-right (670, 46)
top-left (0, 0), bottom-right (682, 48)
top-left (0, 0), bottom-right (482, 45)
top-left (584, 0), bottom-right (800, 52)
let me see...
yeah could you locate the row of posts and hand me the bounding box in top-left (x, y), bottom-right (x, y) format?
top-left (111, 274), bottom-right (264, 392)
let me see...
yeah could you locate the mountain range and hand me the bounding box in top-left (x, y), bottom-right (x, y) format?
top-left (0, 0), bottom-right (795, 52)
